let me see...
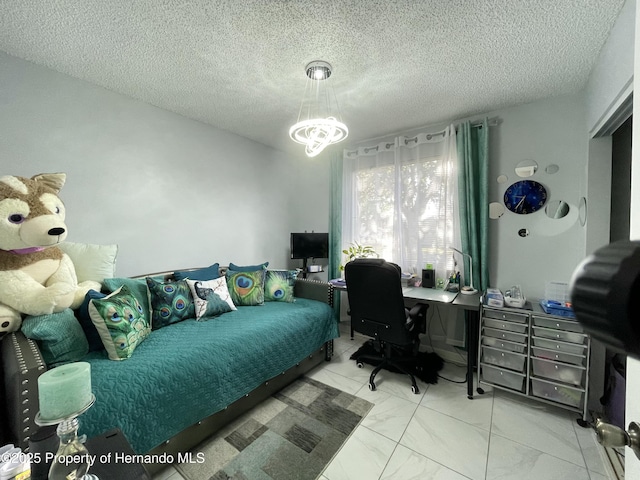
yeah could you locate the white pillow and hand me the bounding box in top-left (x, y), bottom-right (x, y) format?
top-left (59, 242), bottom-right (118, 283)
top-left (186, 277), bottom-right (236, 319)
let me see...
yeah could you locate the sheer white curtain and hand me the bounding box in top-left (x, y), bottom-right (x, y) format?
top-left (342, 126), bottom-right (461, 282)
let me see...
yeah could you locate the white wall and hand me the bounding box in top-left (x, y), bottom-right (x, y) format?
top-left (0, 52), bottom-right (329, 276)
top-left (585, 0), bottom-right (635, 136)
top-left (485, 93), bottom-right (589, 300)
top-left (284, 151), bottom-right (332, 277)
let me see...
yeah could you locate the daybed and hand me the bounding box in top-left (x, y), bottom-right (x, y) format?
top-left (0, 263), bottom-right (338, 474)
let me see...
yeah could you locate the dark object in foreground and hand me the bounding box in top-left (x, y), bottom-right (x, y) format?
top-left (570, 240), bottom-right (640, 359)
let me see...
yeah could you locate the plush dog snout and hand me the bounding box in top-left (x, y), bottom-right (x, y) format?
top-left (16, 215), bottom-right (68, 248)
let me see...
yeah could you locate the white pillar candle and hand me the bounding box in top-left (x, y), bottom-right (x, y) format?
top-left (37, 362), bottom-right (92, 421)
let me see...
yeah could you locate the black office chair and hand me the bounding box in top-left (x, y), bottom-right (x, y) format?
top-left (345, 258), bottom-right (428, 394)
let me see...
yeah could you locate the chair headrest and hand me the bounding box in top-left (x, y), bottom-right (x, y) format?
top-left (349, 258), bottom-right (385, 266)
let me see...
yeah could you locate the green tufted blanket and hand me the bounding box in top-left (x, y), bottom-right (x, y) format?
top-left (79, 298), bottom-right (339, 453)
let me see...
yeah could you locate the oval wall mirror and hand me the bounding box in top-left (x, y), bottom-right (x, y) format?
top-left (578, 197), bottom-right (587, 226)
top-left (497, 174), bottom-right (508, 184)
top-left (515, 159), bottom-right (538, 178)
top-left (545, 200), bottom-right (570, 219)
top-left (545, 164), bottom-right (560, 174)
top-left (489, 202), bottom-right (505, 219)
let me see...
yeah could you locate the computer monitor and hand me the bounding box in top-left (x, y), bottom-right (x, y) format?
top-left (290, 232), bottom-right (329, 259)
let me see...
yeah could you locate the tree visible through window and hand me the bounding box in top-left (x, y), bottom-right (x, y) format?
top-left (343, 130), bottom-right (459, 281)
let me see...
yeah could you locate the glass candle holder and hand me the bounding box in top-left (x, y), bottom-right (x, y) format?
top-left (35, 395), bottom-right (98, 480)
top-left (47, 417), bottom-right (93, 480)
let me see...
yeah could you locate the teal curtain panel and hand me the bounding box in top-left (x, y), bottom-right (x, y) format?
top-left (456, 119), bottom-right (490, 291)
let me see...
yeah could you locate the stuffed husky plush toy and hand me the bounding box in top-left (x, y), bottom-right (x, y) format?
top-left (0, 173), bottom-right (100, 335)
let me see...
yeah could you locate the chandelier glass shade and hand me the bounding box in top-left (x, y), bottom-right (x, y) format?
top-left (289, 61), bottom-right (348, 157)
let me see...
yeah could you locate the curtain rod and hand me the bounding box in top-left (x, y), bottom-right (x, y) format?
top-left (344, 116), bottom-right (500, 156)
top-left (403, 116), bottom-right (500, 144)
top-left (469, 116), bottom-right (501, 128)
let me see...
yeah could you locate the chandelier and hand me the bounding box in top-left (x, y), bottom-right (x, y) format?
top-left (289, 61), bottom-right (349, 157)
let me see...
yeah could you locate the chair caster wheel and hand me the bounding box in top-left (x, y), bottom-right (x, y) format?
top-left (357, 362), bottom-right (364, 369)
top-left (411, 385), bottom-right (420, 394)
top-left (477, 387), bottom-right (485, 395)
top-left (368, 382), bottom-right (376, 391)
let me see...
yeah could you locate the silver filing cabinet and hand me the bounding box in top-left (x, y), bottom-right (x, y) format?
top-left (478, 303), bottom-right (590, 422)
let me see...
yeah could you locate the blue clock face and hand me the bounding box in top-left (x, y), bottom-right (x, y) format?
top-left (504, 180), bottom-right (548, 214)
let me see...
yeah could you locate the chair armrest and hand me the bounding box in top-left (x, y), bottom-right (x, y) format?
top-left (1, 331), bottom-right (47, 451)
top-left (407, 302), bottom-right (428, 334)
top-left (294, 279), bottom-right (335, 308)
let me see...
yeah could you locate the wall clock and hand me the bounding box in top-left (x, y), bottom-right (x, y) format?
top-left (503, 180), bottom-right (548, 214)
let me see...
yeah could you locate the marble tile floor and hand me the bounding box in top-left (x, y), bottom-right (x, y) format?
top-left (153, 323), bottom-right (615, 480)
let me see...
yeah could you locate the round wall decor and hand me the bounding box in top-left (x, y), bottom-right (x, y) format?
top-left (503, 180), bottom-right (548, 214)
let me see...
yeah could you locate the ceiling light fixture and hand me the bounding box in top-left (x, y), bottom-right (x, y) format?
top-left (289, 60), bottom-right (348, 158)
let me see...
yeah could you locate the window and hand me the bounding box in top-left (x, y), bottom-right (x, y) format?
top-left (342, 129), bottom-right (459, 280)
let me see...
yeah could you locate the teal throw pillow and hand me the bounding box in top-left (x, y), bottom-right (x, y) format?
top-left (264, 270), bottom-right (298, 302)
top-left (226, 269), bottom-right (266, 306)
top-left (174, 263), bottom-right (220, 281)
top-left (88, 285), bottom-right (151, 361)
top-left (228, 262), bottom-right (269, 272)
top-left (21, 309), bottom-right (89, 367)
top-left (186, 278), bottom-right (236, 319)
top-left (77, 289), bottom-right (107, 352)
top-left (146, 277), bottom-right (195, 329)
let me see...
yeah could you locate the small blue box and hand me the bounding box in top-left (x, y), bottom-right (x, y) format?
top-left (539, 300), bottom-right (576, 318)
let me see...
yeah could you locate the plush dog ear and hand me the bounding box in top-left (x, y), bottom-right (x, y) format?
top-left (32, 173), bottom-right (66, 193)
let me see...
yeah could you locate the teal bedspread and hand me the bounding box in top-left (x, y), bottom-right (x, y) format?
top-left (79, 298), bottom-right (338, 453)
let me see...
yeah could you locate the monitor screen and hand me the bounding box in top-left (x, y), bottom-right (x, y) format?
top-left (290, 232), bottom-right (329, 259)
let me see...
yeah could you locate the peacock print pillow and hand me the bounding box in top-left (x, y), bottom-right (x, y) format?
top-left (88, 285), bottom-right (151, 361)
top-left (186, 277), bottom-right (236, 320)
top-left (225, 269), bottom-right (266, 306)
top-left (264, 269), bottom-right (298, 302)
top-left (145, 277), bottom-right (195, 330)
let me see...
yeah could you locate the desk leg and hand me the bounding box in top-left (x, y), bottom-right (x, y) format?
top-left (466, 310), bottom-right (480, 399)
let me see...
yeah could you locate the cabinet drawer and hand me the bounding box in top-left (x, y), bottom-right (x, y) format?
top-left (481, 346), bottom-right (526, 372)
top-left (482, 336), bottom-right (527, 353)
top-left (531, 378), bottom-right (584, 409)
top-left (532, 316), bottom-right (583, 333)
top-left (483, 318), bottom-right (528, 334)
top-left (532, 326), bottom-right (586, 345)
top-left (531, 357), bottom-right (585, 386)
top-left (483, 327), bottom-right (527, 344)
top-left (483, 309), bottom-right (528, 324)
top-left (531, 346), bottom-right (586, 366)
top-left (531, 336), bottom-right (587, 355)
top-left (481, 364), bottom-right (526, 392)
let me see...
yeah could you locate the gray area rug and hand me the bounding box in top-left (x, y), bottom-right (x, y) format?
top-left (175, 376), bottom-right (373, 480)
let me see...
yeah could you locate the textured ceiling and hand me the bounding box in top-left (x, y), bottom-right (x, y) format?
top-left (0, 0), bottom-right (626, 156)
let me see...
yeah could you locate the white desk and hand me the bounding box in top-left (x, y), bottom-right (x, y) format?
top-left (402, 286), bottom-right (458, 303)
